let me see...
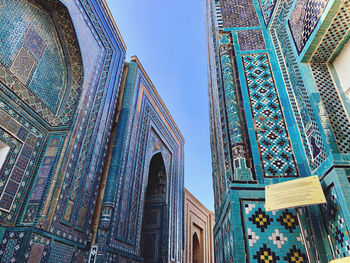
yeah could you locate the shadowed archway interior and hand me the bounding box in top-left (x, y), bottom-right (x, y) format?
top-left (141, 152), bottom-right (168, 262)
top-left (192, 232), bottom-right (202, 263)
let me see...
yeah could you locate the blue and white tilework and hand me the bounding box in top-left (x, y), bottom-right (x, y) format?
top-left (321, 187), bottom-right (350, 258)
top-left (218, 0), bottom-right (260, 28)
top-left (289, 0), bottom-right (330, 53)
top-left (242, 200), bottom-right (308, 262)
top-left (242, 54), bottom-right (298, 177)
top-left (237, 30), bottom-right (266, 51)
top-left (257, 0), bottom-right (278, 25)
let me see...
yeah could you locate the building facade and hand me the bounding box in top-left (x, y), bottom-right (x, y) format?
top-left (0, 1), bottom-right (184, 262)
top-left (206, 0), bottom-right (350, 262)
top-left (95, 57), bottom-right (185, 262)
top-left (0, 0), bottom-right (126, 261)
top-left (184, 188), bottom-right (214, 263)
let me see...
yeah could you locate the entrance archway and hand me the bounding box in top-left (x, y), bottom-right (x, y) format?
top-left (193, 232), bottom-right (202, 263)
top-left (141, 153), bottom-right (167, 262)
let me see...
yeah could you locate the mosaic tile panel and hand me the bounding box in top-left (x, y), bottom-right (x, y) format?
top-left (312, 0), bottom-right (350, 63)
top-left (30, 136), bottom-right (63, 201)
top-left (0, 106), bottom-right (43, 224)
top-left (242, 200), bottom-right (308, 262)
top-left (270, 5), bottom-right (327, 171)
top-left (219, 34), bottom-right (245, 147)
top-left (0, 0), bottom-right (66, 113)
top-left (218, 0), bottom-right (260, 28)
top-left (0, 0), bottom-right (83, 127)
top-left (321, 186), bottom-right (350, 258)
top-left (75, 249), bottom-right (89, 263)
top-left (218, 32), bottom-right (253, 181)
top-left (310, 63), bottom-right (350, 153)
top-left (23, 25), bottom-right (46, 59)
top-left (215, 2), bottom-right (224, 30)
top-left (237, 30), bottom-right (266, 51)
top-left (214, 206), bottom-right (233, 262)
top-left (24, 233), bottom-right (51, 263)
top-left (9, 47), bottom-right (36, 85)
top-left (22, 134), bottom-right (65, 225)
top-left (257, 0), bottom-right (278, 25)
top-left (242, 54), bottom-right (298, 177)
top-left (289, 0), bottom-right (329, 53)
top-left (48, 241), bottom-right (74, 263)
top-left (0, 231), bottom-right (26, 263)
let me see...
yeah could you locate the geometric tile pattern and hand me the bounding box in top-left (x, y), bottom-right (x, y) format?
top-left (257, 0), bottom-right (277, 25)
top-left (0, 106), bottom-right (42, 224)
top-left (311, 63), bottom-right (350, 153)
top-left (242, 54), bottom-right (298, 177)
top-left (289, 0), bottom-right (329, 53)
top-left (218, 0), bottom-right (260, 28)
top-left (21, 135), bottom-right (64, 225)
top-left (0, 0), bottom-right (83, 127)
top-left (9, 47), bottom-right (36, 85)
top-left (218, 33), bottom-right (253, 181)
top-left (219, 34), bottom-right (245, 150)
top-left (215, 2), bottom-right (224, 30)
top-left (321, 186), bottom-right (350, 258)
top-left (0, 231), bottom-right (26, 263)
top-left (214, 206), bottom-right (233, 262)
top-left (312, 0), bottom-right (350, 63)
top-left (237, 30), bottom-right (266, 51)
top-left (48, 241), bottom-right (74, 263)
top-left (242, 200), bottom-right (307, 262)
top-left (270, 6), bottom-right (327, 171)
top-left (1, 0), bottom-right (66, 113)
top-left (0, 129), bottom-right (22, 211)
top-left (22, 25), bottom-right (46, 58)
top-left (24, 233), bottom-right (51, 263)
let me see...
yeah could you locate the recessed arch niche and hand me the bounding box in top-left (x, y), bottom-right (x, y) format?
top-left (140, 152), bottom-right (168, 262)
top-left (0, 0), bottom-right (83, 127)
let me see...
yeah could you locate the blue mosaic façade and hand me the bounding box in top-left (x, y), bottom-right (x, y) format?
top-left (206, 0), bottom-right (350, 262)
top-left (0, 0), bottom-right (186, 262)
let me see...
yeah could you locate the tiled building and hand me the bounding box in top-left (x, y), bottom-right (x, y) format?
top-left (184, 188), bottom-right (214, 263)
top-left (95, 57), bottom-right (185, 262)
top-left (0, 1), bottom-right (184, 262)
top-left (206, 0), bottom-right (350, 262)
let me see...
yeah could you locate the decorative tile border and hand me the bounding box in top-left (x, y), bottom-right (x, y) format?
top-left (218, 0), bottom-right (260, 28)
top-left (241, 200), bottom-right (307, 262)
top-left (237, 29), bottom-right (266, 51)
top-left (289, 0), bottom-right (330, 54)
top-left (270, 1), bottom-right (327, 171)
top-left (311, 0), bottom-right (350, 63)
top-left (242, 53), bottom-right (298, 177)
top-left (0, 104), bottom-right (43, 224)
top-left (257, 0), bottom-right (278, 25)
top-left (321, 186), bottom-right (350, 258)
top-left (310, 63), bottom-right (350, 153)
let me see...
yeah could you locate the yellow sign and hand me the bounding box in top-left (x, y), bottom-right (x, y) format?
top-left (329, 257), bottom-right (350, 263)
top-left (265, 176), bottom-right (326, 211)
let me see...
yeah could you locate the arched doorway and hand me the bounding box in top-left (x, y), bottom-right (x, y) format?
top-left (141, 153), bottom-right (167, 262)
top-left (192, 232), bottom-right (202, 263)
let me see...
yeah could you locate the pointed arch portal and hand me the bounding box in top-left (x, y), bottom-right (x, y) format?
top-left (192, 232), bottom-right (202, 263)
top-left (141, 152), bottom-right (168, 262)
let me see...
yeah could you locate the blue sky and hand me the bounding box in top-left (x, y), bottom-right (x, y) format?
top-left (106, 0), bottom-right (214, 211)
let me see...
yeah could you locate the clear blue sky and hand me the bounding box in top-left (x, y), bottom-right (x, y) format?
top-left (106, 0), bottom-right (214, 211)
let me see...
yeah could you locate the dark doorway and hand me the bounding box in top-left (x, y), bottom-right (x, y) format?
top-left (141, 153), bottom-right (167, 262)
top-left (192, 232), bottom-right (202, 263)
